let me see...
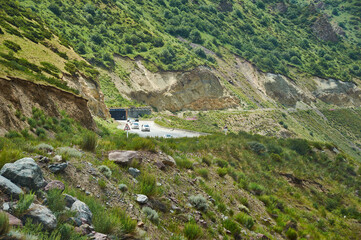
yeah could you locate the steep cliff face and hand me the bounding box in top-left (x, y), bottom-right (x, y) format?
top-left (62, 73), bottom-right (109, 118)
top-left (110, 59), bottom-right (239, 111)
top-left (111, 56), bottom-right (361, 111)
top-left (0, 77), bottom-right (96, 135)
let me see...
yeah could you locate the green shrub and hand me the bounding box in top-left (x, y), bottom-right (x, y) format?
top-left (247, 142), bottom-right (267, 155)
top-left (216, 158), bottom-right (228, 168)
top-left (196, 168), bottom-right (209, 179)
top-left (56, 147), bottom-right (82, 158)
top-left (138, 172), bottom-right (158, 196)
top-left (5, 131), bottom-right (21, 138)
top-left (46, 189), bottom-right (66, 214)
top-left (81, 132), bottom-right (97, 152)
top-left (0, 211), bottom-right (10, 236)
top-left (286, 227), bottom-right (298, 240)
top-left (189, 195), bottom-right (208, 211)
top-left (14, 193), bottom-right (35, 217)
top-left (270, 153), bottom-right (282, 162)
top-left (28, 118), bottom-right (37, 128)
top-left (35, 127), bottom-right (46, 137)
top-left (142, 207), bottom-right (159, 223)
top-left (118, 184), bottom-right (128, 192)
top-left (287, 139), bottom-right (311, 155)
top-left (223, 219), bottom-right (241, 236)
top-left (0, 149), bottom-right (23, 169)
top-left (98, 165), bottom-right (112, 178)
top-left (217, 167), bottom-right (228, 177)
top-left (98, 179), bottom-right (107, 189)
top-left (35, 143), bottom-right (54, 152)
top-left (248, 182), bottom-right (265, 195)
top-left (3, 40), bottom-right (21, 52)
top-left (234, 212), bottom-right (254, 229)
top-left (201, 156), bottom-right (212, 166)
top-left (175, 157), bottom-right (193, 169)
top-left (183, 222), bottom-right (203, 240)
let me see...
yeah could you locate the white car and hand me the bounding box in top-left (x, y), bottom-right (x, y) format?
top-left (132, 122), bottom-right (139, 129)
top-left (141, 124), bottom-right (150, 132)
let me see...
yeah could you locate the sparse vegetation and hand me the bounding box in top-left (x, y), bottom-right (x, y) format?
top-left (142, 207), bottom-right (159, 223)
top-left (189, 195), bottom-right (208, 212)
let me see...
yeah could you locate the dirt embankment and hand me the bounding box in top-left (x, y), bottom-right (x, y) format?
top-left (0, 77), bottom-right (96, 135)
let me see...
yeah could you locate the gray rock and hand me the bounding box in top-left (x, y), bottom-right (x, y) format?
top-left (163, 155), bottom-right (176, 166)
top-left (128, 167), bottom-right (140, 178)
top-left (24, 203), bottom-right (57, 230)
top-left (48, 162), bottom-right (68, 173)
top-left (44, 180), bottom-right (65, 192)
top-left (108, 151), bottom-right (142, 166)
top-left (136, 194), bottom-right (148, 204)
top-left (64, 194), bottom-right (78, 208)
top-left (3, 202), bottom-right (10, 211)
top-left (71, 200), bottom-right (93, 224)
top-left (53, 155), bottom-right (62, 162)
top-left (0, 158), bottom-right (46, 190)
top-left (0, 176), bottom-right (24, 199)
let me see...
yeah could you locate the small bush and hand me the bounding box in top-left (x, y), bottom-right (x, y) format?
top-left (175, 157), bottom-right (193, 169)
top-left (189, 195), bottom-right (208, 211)
top-left (183, 222), bottom-right (203, 240)
top-left (98, 179), bottom-right (107, 189)
top-left (3, 40), bottom-right (21, 52)
top-left (56, 147), bottom-right (82, 158)
top-left (223, 219), bottom-right (241, 236)
top-left (247, 142), bottom-right (267, 155)
top-left (14, 193), bottom-right (35, 217)
top-left (35, 143), bottom-right (54, 152)
top-left (138, 172), bottom-right (158, 196)
top-left (201, 156), bottom-right (212, 166)
top-left (81, 132), bottom-right (98, 152)
top-left (5, 131), bottom-right (21, 138)
top-left (47, 188), bottom-right (66, 213)
top-left (118, 184), bottom-right (128, 192)
top-left (286, 227), bottom-right (298, 240)
top-left (270, 153), bottom-right (282, 162)
top-left (35, 127), bottom-right (46, 137)
top-left (234, 212), bottom-right (254, 229)
top-left (0, 149), bottom-right (23, 169)
top-left (217, 167), bottom-right (228, 177)
top-left (98, 165), bottom-right (112, 178)
top-left (287, 139), bottom-right (311, 155)
top-left (248, 182), bottom-right (265, 195)
top-left (196, 168), bottom-right (209, 179)
top-left (0, 211), bottom-right (10, 236)
top-left (216, 158), bottom-right (228, 168)
top-left (142, 207), bottom-right (159, 223)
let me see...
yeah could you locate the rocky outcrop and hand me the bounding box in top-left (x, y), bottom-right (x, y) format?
top-left (313, 78), bottom-right (361, 106)
top-left (0, 158), bottom-right (46, 191)
top-left (0, 77), bottom-right (96, 135)
top-left (312, 15), bottom-right (338, 42)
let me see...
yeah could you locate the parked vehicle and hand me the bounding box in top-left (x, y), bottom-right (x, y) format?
top-left (141, 124), bottom-right (150, 132)
top-left (164, 134), bottom-right (173, 138)
top-left (132, 122), bottom-right (139, 129)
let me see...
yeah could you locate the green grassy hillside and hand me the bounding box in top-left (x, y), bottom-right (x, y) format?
top-left (12, 0), bottom-right (361, 82)
top-left (1, 111), bottom-right (360, 239)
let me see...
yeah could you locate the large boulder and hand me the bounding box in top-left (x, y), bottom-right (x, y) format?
top-left (64, 194), bottom-right (77, 208)
top-left (0, 176), bottom-right (23, 199)
top-left (108, 151), bottom-right (142, 166)
top-left (23, 204), bottom-right (57, 230)
top-left (71, 200), bottom-right (93, 225)
top-left (162, 155), bottom-right (176, 166)
top-left (0, 158), bottom-right (46, 190)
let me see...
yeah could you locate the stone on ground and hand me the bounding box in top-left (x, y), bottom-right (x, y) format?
top-left (0, 176), bottom-right (24, 199)
top-left (23, 203), bottom-right (57, 230)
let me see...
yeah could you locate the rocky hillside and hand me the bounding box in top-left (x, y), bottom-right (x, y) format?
top-left (0, 116), bottom-right (360, 239)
